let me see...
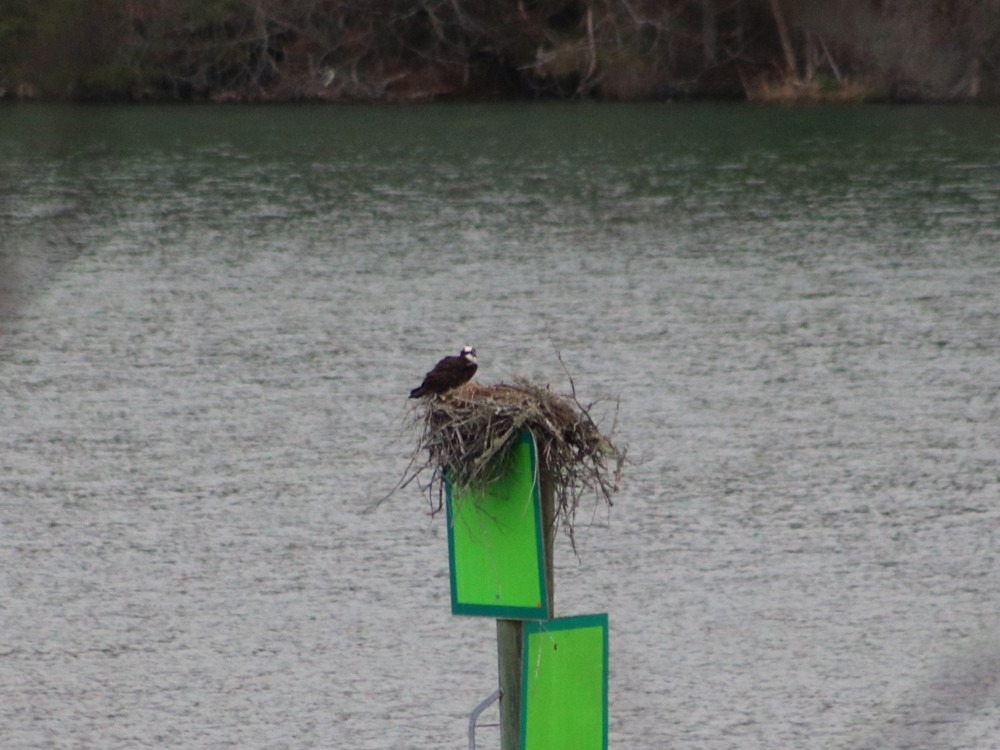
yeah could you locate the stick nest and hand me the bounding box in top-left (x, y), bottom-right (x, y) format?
top-left (400, 378), bottom-right (626, 549)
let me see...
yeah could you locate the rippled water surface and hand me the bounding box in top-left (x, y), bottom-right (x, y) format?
top-left (2, 103), bottom-right (999, 749)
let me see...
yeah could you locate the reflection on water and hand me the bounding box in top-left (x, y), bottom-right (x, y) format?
top-left (1, 104), bottom-right (999, 749)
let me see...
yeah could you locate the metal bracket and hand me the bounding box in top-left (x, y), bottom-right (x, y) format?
top-left (468, 689), bottom-right (502, 750)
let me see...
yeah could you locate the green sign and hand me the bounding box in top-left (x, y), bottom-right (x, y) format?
top-left (521, 614), bottom-right (609, 750)
top-left (446, 431), bottom-right (550, 619)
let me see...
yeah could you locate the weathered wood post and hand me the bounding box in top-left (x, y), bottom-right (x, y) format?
top-left (497, 459), bottom-right (556, 749)
top-left (495, 619), bottom-right (523, 750)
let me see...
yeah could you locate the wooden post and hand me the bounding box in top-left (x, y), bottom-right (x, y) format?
top-left (540, 460), bottom-right (556, 617)
top-left (496, 619), bottom-right (523, 750)
top-left (497, 452), bottom-right (556, 750)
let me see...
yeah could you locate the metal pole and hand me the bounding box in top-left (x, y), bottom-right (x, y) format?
top-left (468, 689), bottom-right (502, 750)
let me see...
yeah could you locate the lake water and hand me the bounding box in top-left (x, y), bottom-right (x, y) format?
top-left (1, 103), bottom-right (999, 749)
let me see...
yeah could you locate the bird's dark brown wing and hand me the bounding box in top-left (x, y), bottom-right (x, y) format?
top-left (409, 355), bottom-right (477, 398)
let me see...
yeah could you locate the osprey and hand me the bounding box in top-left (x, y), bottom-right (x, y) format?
top-left (409, 345), bottom-right (478, 398)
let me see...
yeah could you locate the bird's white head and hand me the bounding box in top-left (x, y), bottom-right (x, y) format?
top-left (460, 344), bottom-right (477, 363)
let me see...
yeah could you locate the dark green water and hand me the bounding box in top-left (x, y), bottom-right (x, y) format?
top-left (1, 103), bottom-right (999, 749)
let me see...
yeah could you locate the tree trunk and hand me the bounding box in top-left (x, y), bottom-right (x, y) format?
top-left (702, 0), bottom-right (717, 65)
top-left (769, 0), bottom-right (797, 80)
top-left (804, 31), bottom-right (815, 82)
